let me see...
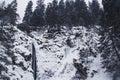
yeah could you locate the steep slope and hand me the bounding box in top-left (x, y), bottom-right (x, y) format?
top-left (86, 54), bottom-right (112, 80)
top-left (0, 25), bottom-right (112, 80)
top-left (27, 26), bottom-right (111, 80)
top-left (0, 26), bottom-right (33, 80)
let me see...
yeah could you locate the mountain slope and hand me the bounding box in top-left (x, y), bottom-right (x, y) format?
top-left (0, 25), bottom-right (112, 80)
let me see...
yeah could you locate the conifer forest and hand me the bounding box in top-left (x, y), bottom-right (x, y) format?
top-left (0, 0), bottom-right (120, 80)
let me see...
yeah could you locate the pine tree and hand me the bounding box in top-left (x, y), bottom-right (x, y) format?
top-left (45, 0), bottom-right (59, 27)
top-left (23, 1), bottom-right (33, 24)
top-left (74, 0), bottom-right (81, 26)
top-left (89, 0), bottom-right (103, 25)
top-left (74, 0), bottom-right (90, 26)
top-left (0, 26), bottom-right (15, 79)
top-left (0, 1), bottom-right (5, 26)
top-left (30, 0), bottom-right (45, 26)
top-left (101, 0), bottom-right (120, 73)
top-left (64, 0), bottom-right (75, 27)
top-left (58, 0), bottom-right (65, 26)
top-left (4, 0), bottom-right (19, 25)
top-left (102, 0), bottom-right (120, 34)
top-left (100, 29), bottom-right (120, 72)
top-left (0, 0), bottom-right (18, 26)
top-left (45, 3), bottom-right (52, 26)
top-left (51, 0), bottom-right (59, 26)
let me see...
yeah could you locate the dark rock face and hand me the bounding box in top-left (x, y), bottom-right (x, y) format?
top-left (73, 59), bottom-right (87, 80)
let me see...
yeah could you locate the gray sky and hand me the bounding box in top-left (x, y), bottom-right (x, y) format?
top-left (0, 0), bottom-right (102, 22)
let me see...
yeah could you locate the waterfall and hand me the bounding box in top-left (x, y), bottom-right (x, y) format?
top-left (32, 43), bottom-right (37, 80)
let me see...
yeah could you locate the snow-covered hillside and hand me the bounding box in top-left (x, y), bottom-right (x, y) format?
top-left (0, 26), bottom-right (112, 80)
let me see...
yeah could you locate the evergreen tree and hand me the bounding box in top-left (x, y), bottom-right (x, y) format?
top-left (51, 0), bottom-right (59, 26)
top-left (64, 0), bottom-right (75, 26)
top-left (100, 29), bottom-right (120, 72)
top-left (45, 0), bottom-right (59, 27)
top-left (0, 26), bottom-right (15, 79)
top-left (45, 3), bottom-right (53, 26)
top-left (74, 0), bottom-right (81, 26)
top-left (101, 0), bottom-right (120, 73)
top-left (74, 0), bottom-right (90, 26)
top-left (5, 0), bottom-right (19, 25)
top-left (0, 1), bottom-right (5, 26)
top-left (23, 1), bottom-right (33, 24)
top-left (30, 0), bottom-right (45, 26)
top-left (69, 0), bottom-right (77, 26)
top-left (89, 0), bottom-right (103, 25)
top-left (0, 0), bottom-right (18, 26)
top-left (58, 0), bottom-right (65, 26)
top-left (102, 0), bottom-right (120, 34)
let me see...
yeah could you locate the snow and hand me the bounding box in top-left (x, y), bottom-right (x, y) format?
top-left (86, 54), bottom-right (112, 80)
top-left (0, 26), bottom-right (33, 80)
top-left (7, 65), bottom-right (33, 80)
top-left (25, 26), bottom-right (112, 80)
top-left (0, 25), bottom-right (113, 80)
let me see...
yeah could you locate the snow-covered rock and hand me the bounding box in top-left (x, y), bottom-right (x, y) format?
top-left (0, 25), bottom-right (113, 80)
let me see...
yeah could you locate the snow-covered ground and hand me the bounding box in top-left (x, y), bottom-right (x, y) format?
top-left (29, 26), bottom-right (112, 80)
top-left (0, 26), bottom-right (113, 80)
top-left (86, 54), bottom-right (112, 80)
